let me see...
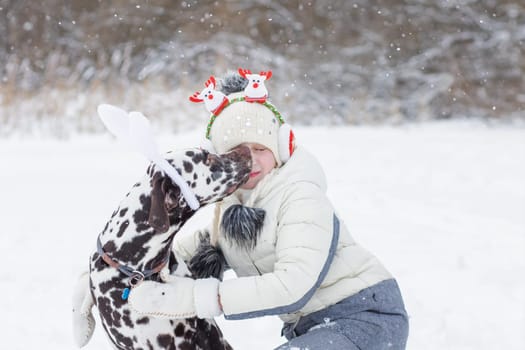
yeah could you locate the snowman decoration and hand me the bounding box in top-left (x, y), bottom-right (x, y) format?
top-left (238, 68), bottom-right (272, 103)
top-left (189, 76), bottom-right (229, 115)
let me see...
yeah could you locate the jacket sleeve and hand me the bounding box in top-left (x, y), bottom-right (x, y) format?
top-left (172, 211), bottom-right (219, 263)
top-left (171, 229), bottom-right (202, 263)
top-left (219, 183), bottom-right (339, 320)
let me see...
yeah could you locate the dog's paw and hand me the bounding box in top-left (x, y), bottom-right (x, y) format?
top-left (72, 309), bottom-right (96, 348)
top-left (72, 272), bottom-right (96, 347)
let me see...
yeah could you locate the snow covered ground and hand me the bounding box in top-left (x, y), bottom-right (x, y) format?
top-left (1, 121), bottom-right (524, 349)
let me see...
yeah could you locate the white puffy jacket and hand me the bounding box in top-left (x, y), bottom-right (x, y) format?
top-left (173, 146), bottom-right (392, 324)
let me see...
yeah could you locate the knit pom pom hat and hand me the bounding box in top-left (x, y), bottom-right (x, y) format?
top-left (190, 69), bottom-right (295, 167)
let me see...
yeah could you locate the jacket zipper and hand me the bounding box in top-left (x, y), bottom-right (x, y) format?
top-left (252, 260), bottom-right (262, 275)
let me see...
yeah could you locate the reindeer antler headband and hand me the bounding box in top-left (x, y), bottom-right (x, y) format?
top-left (189, 68), bottom-right (285, 139)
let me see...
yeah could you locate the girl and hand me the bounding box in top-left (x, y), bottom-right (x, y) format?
top-left (129, 71), bottom-right (409, 349)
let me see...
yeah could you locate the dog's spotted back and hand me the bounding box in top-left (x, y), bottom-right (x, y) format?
top-left (87, 146), bottom-right (251, 349)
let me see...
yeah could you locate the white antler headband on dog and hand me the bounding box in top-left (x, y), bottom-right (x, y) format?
top-left (97, 104), bottom-right (200, 210)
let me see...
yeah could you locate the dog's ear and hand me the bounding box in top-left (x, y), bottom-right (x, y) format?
top-left (163, 179), bottom-right (181, 212)
top-left (149, 173), bottom-right (169, 233)
top-left (149, 173), bottom-right (180, 233)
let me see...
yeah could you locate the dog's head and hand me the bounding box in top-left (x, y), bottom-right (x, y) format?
top-left (148, 145), bottom-right (252, 232)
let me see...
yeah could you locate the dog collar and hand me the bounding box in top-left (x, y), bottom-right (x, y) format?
top-left (96, 236), bottom-right (170, 300)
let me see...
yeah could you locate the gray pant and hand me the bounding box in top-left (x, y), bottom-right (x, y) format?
top-left (276, 279), bottom-right (409, 350)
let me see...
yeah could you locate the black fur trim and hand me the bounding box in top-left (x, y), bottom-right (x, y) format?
top-left (188, 231), bottom-right (227, 279)
top-left (221, 204), bottom-right (265, 250)
top-left (219, 73), bottom-right (248, 95)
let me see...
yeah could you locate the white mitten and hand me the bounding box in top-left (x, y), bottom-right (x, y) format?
top-left (128, 277), bottom-right (222, 319)
top-left (72, 271), bottom-right (96, 348)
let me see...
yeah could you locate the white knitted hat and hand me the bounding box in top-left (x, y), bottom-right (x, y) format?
top-left (207, 92), bottom-right (282, 165)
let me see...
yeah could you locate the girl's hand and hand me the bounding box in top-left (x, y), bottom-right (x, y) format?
top-left (128, 277), bottom-right (223, 319)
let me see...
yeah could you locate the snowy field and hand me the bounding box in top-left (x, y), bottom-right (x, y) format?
top-left (1, 121), bottom-right (524, 349)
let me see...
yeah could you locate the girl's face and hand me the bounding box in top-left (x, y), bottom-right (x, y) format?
top-left (239, 142), bottom-right (277, 190)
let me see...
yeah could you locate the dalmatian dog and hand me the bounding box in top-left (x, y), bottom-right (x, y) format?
top-left (72, 146), bottom-right (251, 350)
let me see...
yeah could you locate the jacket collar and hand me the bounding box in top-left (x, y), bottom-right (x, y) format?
top-left (231, 146), bottom-right (327, 206)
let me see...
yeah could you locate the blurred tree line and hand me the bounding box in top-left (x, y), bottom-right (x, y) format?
top-left (1, 0), bottom-right (524, 135)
